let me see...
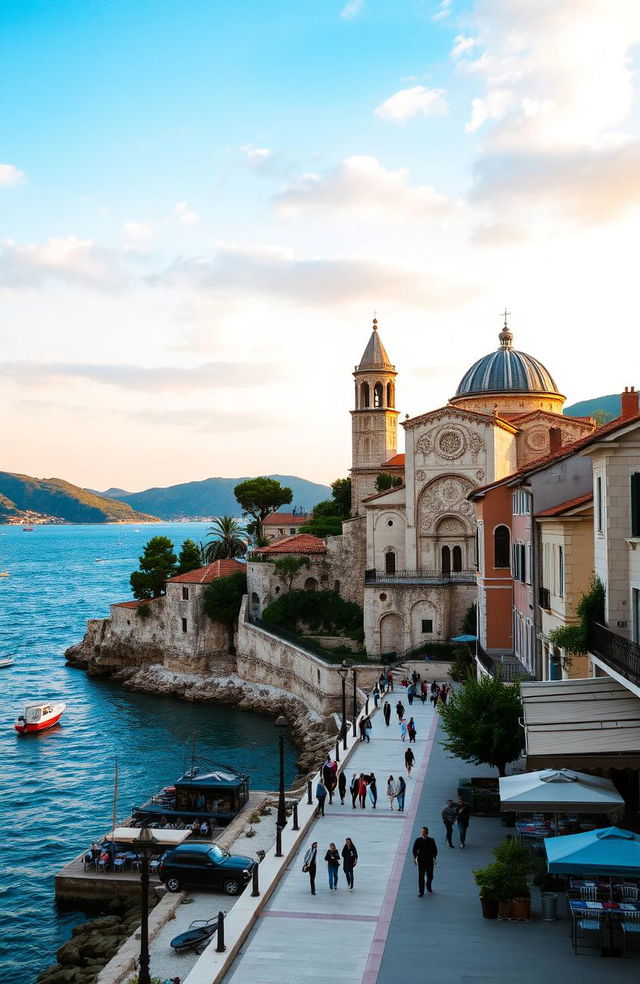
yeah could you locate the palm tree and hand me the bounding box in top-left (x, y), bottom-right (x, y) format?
top-left (203, 516), bottom-right (249, 562)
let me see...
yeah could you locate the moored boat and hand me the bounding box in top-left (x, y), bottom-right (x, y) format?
top-left (14, 701), bottom-right (66, 734)
top-left (0, 572), bottom-right (9, 577)
top-left (132, 761), bottom-right (249, 828)
top-left (0, 658), bottom-right (15, 668)
top-left (23, 525), bottom-right (34, 532)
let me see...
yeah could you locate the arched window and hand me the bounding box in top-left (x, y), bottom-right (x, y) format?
top-left (452, 545), bottom-right (462, 572)
top-left (441, 546), bottom-right (451, 576)
top-left (494, 525), bottom-right (510, 568)
top-left (360, 382), bottom-right (370, 408)
top-left (387, 381), bottom-right (394, 407)
top-left (374, 382), bottom-right (384, 407)
top-left (385, 551), bottom-right (396, 575)
top-left (304, 577), bottom-right (318, 591)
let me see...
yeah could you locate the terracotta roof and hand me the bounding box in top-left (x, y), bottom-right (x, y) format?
top-left (383, 453), bottom-right (405, 467)
top-left (255, 534), bottom-right (327, 556)
top-left (112, 599), bottom-right (150, 609)
top-left (536, 494), bottom-right (593, 518)
top-left (166, 559), bottom-right (246, 583)
top-left (470, 412), bottom-right (640, 499)
top-left (263, 513), bottom-right (308, 526)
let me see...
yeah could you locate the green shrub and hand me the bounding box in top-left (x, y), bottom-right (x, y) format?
top-left (261, 590), bottom-right (363, 636)
top-left (449, 646), bottom-right (474, 682)
top-left (136, 603), bottom-right (151, 620)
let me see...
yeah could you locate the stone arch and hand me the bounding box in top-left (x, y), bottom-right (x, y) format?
top-left (418, 474), bottom-right (476, 536)
top-left (304, 577), bottom-right (318, 591)
top-left (410, 599), bottom-right (437, 648)
top-left (250, 592), bottom-right (260, 618)
top-left (373, 381), bottom-right (384, 407)
top-left (379, 613), bottom-right (403, 655)
top-left (360, 381), bottom-right (370, 408)
top-left (387, 381), bottom-right (394, 407)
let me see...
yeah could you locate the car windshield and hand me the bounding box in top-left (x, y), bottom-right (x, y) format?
top-left (209, 844), bottom-right (229, 863)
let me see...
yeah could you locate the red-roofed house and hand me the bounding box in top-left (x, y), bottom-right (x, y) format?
top-left (262, 512), bottom-right (310, 541)
top-left (255, 534), bottom-right (327, 557)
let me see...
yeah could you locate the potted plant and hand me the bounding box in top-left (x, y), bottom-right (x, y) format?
top-left (474, 839), bottom-right (531, 921)
top-left (473, 861), bottom-right (509, 919)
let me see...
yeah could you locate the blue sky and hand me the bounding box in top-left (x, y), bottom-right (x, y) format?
top-left (2, 1), bottom-right (640, 490)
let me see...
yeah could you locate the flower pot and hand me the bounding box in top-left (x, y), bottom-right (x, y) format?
top-left (511, 897), bottom-right (531, 921)
top-left (498, 900), bottom-right (513, 920)
top-left (480, 898), bottom-right (499, 919)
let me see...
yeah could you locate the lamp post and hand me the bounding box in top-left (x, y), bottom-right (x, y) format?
top-left (338, 659), bottom-right (351, 750)
top-left (134, 825), bottom-right (158, 984)
top-left (275, 715), bottom-right (288, 841)
top-left (351, 665), bottom-right (358, 738)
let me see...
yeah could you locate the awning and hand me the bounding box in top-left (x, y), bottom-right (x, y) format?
top-left (545, 826), bottom-right (640, 876)
top-left (521, 677), bottom-right (640, 771)
top-left (499, 769), bottom-right (625, 813)
top-left (110, 826), bottom-right (191, 846)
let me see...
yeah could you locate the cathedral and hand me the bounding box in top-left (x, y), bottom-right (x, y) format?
top-left (350, 316), bottom-right (595, 656)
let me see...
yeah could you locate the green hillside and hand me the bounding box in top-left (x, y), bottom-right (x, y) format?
top-left (0, 492), bottom-right (25, 520)
top-left (564, 394), bottom-right (624, 422)
top-left (0, 472), bottom-right (159, 524)
top-left (109, 474), bottom-right (332, 520)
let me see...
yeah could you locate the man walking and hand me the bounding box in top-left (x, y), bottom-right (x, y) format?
top-left (396, 774), bottom-right (406, 811)
top-left (396, 700), bottom-right (405, 722)
top-left (457, 797), bottom-right (471, 848)
top-left (338, 771), bottom-right (347, 805)
top-left (404, 746), bottom-right (415, 777)
top-left (383, 701), bottom-right (391, 726)
top-left (303, 841), bottom-right (318, 894)
top-left (350, 773), bottom-right (359, 809)
top-left (442, 799), bottom-right (457, 848)
top-left (413, 826), bottom-right (438, 896)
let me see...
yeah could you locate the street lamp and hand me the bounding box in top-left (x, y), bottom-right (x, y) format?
top-left (338, 659), bottom-right (351, 750)
top-left (134, 825), bottom-right (159, 984)
top-left (275, 715), bottom-right (288, 855)
top-left (351, 665), bottom-right (358, 738)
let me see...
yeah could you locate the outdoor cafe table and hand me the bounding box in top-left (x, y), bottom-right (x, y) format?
top-left (569, 900), bottom-right (640, 955)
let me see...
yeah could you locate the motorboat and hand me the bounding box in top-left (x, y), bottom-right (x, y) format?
top-left (0, 658), bottom-right (14, 668)
top-left (23, 525), bottom-right (34, 532)
top-left (14, 701), bottom-right (66, 734)
top-left (0, 572), bottom-right (8, 577)
top-left (132, 760), bottom-right (249, 828)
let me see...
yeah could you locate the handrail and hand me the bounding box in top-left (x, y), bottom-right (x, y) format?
top-left (364, 569), bottom-right (476, 584)
top-left (588, 621), bottom-right (640, 687)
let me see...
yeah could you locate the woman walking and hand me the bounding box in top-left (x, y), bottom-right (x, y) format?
top-left (396, 774), bottom-right (406, 812)
top-left (457, 797), bottom-right (471, 848)
top-left (338, 771), bottom-right (347, 805)
top-left (407, 717), bottom-right (417, 743)
top-left (368, 772), bottom-right (378, 808)
top-left (341, 838), bottom-right (358, 891)
top-left (405, 747), bottom-right (415, 777)
top-left (399, 717), bottom-right (408, 742)
top-left (396, 700), bottom-right (405, 722)
top-left (316, 778), bottom-right (327, 817)
top-left (358, 773), bottom-right (368, 808)
top-left (303, 841), bottom-right (318, 894)
top-left (350, 773), bottom-right (359, 809)
top-left (325, 843), bottom-right (340, 890)
top-left (430, 682), bottom-right (439, 707)
top-left (383, 701), bottom-right (391, 726)
top-left (387, 775), bottom-right (398, 810)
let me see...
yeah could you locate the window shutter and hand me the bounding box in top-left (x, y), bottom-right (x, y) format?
top-left (632, 473), bottom-right (640, 537)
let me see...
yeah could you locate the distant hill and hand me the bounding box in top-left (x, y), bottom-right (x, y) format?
top-left (0, 472), bottom-right (159, 524)
top-left (564, 394), bottom-right (625, 423)
top-left (101, 474), bottom-right (332, 520)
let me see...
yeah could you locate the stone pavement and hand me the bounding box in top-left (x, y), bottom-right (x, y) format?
top-left (219, 685), bottom-right (639, 984)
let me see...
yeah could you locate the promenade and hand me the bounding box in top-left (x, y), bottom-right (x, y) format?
top-left (218, 683), bottom-right (638, 984)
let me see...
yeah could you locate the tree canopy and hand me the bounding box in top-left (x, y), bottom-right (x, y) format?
top-left (439, 674), bottom-right (524, 777)
top-left (299, 476), bottom-right (351, 538)
top-left (273, 555), bottom-right (309, 592)
top-left (375, 473), bottom-right (403, 492)
top-left (177, 539), bottom-right (203, 575)
top-left (261, 589), bottom-right (363, 638)
top-left (203, 516), bottom-right (249, 562)
top-left (233, 477), bottom-right (292, 542)
top-left (203, 571), bottom-right (248, 652)
top-left (130, 536), bottom-right (177, 599)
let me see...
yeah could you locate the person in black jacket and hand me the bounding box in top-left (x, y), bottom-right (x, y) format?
top-left (412, 826), bottom-right (438, 896)
top-left (383, 701), bottom-right (391, 726)
top-left (338, 771), bottom-right (347, 805)
top-left (303, 841), bottom-right (318, 894)
top-left (341, 837), bottom-right (358, 890)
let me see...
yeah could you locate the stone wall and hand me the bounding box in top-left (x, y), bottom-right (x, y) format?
top-left (364, 581), bottom-right (475, 655)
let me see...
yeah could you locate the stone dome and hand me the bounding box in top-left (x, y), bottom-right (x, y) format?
top-left (454, 319), bottom-right (560, 399)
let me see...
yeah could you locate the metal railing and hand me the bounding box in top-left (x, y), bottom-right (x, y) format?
top-left (588, 621), bottom-right (640, 688)
top-left (364, 568), bottom-right (476, 585)
top-left (476, 642), bottom-right (533, 682)
top-left (539, 587), bottom-right (551, 610)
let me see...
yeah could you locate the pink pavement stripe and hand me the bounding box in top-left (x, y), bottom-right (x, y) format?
top-left (262, 910), bottom-right (378, 923)
top-left (360, 711), bottom-right (440, 984)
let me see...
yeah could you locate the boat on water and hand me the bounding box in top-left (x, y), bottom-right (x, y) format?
top-left (14, 701), bottom-right (66, 734)
top-left (0, 572), bottom-right (8, 577)
top-left (23, 525), bottom-right (34, 532)
top-left (132, 759), bottom-right (249, 828)
top-left (0, 658), bottom-right (14, 668)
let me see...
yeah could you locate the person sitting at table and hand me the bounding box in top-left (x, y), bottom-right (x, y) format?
top-left (175, 818), bottom-right (185, 829)
top-left (191, 819), bottom-right (201, 835)
top-left (200, 820), bottom-right (210, 838)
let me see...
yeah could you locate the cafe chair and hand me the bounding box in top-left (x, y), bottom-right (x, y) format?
top-left (574, 912), bottom-right (602, 955)
top-left (622, 886), bottom-right (639, 902)
top-left (580, 886), bottom-right (598, 902)
top-left (620, 910), bottom-right (640, 958)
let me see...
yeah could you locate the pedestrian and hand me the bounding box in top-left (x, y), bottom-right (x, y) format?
top-left (387, 775), bottom-right (397, 810)
top-left (430, 681), bottom-right (438, 707)
top-left (396, 774), bottom-right (406, 811)
top-left (420, 681), bottom-right (428, 704)
top-left (405, 747), bottom-right (415, 777)
top-left (350, 773), bottom-right (359, 809)
top-left (341, 837), bottom-right (358, 891)
top-left (399, 717), bottom-right (408, 742)
top-left (303, 841), bottom-right (318, 894)
top-left (368, 772), bottom-right (378, 808)
top-left (383, 701), bottom-right (391, 726)
top-left (326, 771), bottom-right (337, 805)
top-left (396, 700), bottom-right (405, 722)
top-left (457, 797), bottom-right (471, 848)
top-left (411, 669), bottom-right (418, 685)
top-left (358, 773), bottom-right (368, 808)
top-left (439, 684), bottom-right (448, 706)
top-left (373, 685), bottom-right (380, 707)
top-left (447, 683), bottom-right (455, 701)
top-left (364, 715), bottom-right (372, 742)
top-left (322, 756), bottom-right (335, 788)
top-left (378, 672), bottom-right (386, 693)
top-left (407, 684), bottom-right (414, 706)
top-left (338, 771), bottom-right (347, 805)
top-left (316, 779), bottom-right (328, 816)
top-left (387, 670), bottom-right (394, 691)
top-left (325, 842), bottom-right (340, 890)
top-left (442, 799), bottom-right (457, 847)
top-left (407, 717), bottom-right (417, 743)
top-left (359, 717), bottom-right (367, 742)
top-left (412, 826), bottom-right (438, 896)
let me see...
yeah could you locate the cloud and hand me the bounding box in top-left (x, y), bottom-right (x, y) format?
top-left (340, 0), bottom-right (364, 19)
top-left (240, 145), bottom-right (292, 177)
top-left (374, 86), bottom-right (448, 123)
top-left (174, 201), bottom-right (199, 224)
top-left (0, 236), bottom-right (124, 290)
top-left (0, 164), bottom-right (26, 187)
top-left (129, 407), bottom-right (283, 433)
top-left (0, 360), bottom-right (279, 392)
top-left (153, 242), bottom-right (478, 309)
top-left (273, 155), bottom-right (457, 222)
top-left (432, 0), bottom-right (452, 22)
top-left (123, 222), bottom-right (155, 242)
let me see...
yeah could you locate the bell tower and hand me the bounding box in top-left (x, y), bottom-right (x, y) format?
top-left (350, 318), bottom-right (399, 514)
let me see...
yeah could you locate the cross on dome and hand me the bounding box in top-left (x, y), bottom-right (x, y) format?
top-left (499, 308), bottom-right (513, 348)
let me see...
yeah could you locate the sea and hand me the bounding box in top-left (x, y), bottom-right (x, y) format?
top-left (0, 523), bottom-right (298, 983)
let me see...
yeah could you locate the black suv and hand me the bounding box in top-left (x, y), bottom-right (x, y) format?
top-left (158, 842), bottom-right (256, 895)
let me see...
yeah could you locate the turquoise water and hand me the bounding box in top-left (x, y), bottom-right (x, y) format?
top-left (0, 523), bottom-right (297, 982)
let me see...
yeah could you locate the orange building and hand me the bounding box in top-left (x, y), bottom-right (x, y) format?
top-left (472, 485), bottom-right (513, 656)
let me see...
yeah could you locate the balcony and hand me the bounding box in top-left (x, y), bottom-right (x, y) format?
top-left (587, 621), bottom-right (640, 688)
top-left (539, 586), bottom-right (551, 610)
top-left (476, 642), bottom-right (533, 682)
top-left (364, 568), bottom-right (476, 586)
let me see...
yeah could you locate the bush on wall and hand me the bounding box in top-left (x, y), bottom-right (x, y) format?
top-left (261, 590), bottom-right (364, 638)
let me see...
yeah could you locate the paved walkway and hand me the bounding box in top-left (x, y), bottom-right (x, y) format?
top-left (220, 686), bottom-right (639, 984)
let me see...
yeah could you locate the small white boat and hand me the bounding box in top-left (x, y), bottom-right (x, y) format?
top-left (23, 525), bottom-right (34, 532)
top-left (0, 572), bottom-right (8, 577)
top-left (0, 658), bottom-right (14, 668)
top-left (15, 701), bottom-right (66, 734)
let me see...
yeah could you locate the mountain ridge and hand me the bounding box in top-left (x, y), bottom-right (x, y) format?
top-left (0, 472), bottom-right (159, 524)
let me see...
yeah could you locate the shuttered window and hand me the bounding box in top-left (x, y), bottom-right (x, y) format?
top-left (632, 473), bottom-right (640, 537)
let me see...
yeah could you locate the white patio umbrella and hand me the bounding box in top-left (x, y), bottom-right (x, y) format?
top-left (499, 769), bottom-right (625, 814)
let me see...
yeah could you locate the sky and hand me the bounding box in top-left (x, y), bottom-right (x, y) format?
top-left (2, 0), bottom-right (640, 492)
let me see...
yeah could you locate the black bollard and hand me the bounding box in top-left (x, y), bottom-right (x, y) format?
top-left (276, 824), bottom-right (283, 858)
top-left (251, 864), bottom-right (260, 897)
top-left (335, 737), bottom-right (340, 762)
top-left (307, 779), bottom-right (312, 805)
top-left (292, 802), bottom-right (299, 830)
top-left (216, 910), bottom-right (226, 952)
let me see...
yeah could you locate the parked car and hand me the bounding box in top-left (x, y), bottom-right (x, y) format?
top-left (158, 841), bottom-right (256, 895)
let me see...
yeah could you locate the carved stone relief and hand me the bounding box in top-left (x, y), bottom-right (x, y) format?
top-left (525, 427), bottom-right (549, 451)
top-left (416, 469), bottom-right (426, 481)
top-left (418, 476), bottom-right (475, 534)
top-left (416, 424), bottom-right (485, 460)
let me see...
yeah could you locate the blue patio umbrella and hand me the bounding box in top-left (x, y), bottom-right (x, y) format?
top-left (451, 635), bottom-right (477, 643)
top-left (545, 827), bottom-right (640, 877)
